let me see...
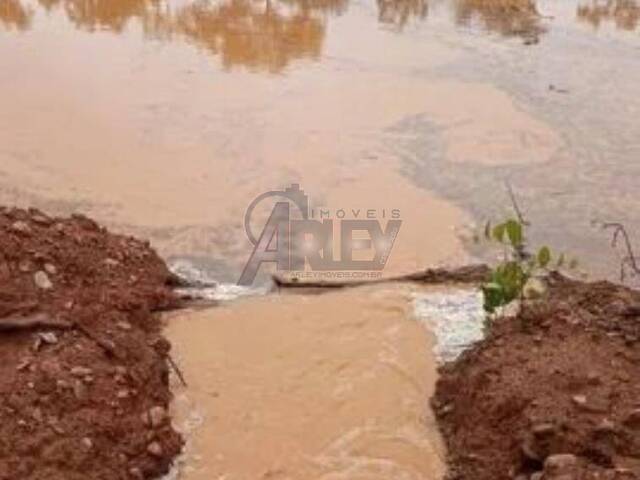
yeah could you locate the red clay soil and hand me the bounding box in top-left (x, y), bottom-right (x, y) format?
top-left (0, 206), bottom-right (183, 480)
top-left (434, 273), bottom-right (640, 480)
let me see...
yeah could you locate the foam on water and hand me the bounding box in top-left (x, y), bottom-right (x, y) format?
top-left (161, 391), bottom-right (205, 480)
top-left (412, 289), bottom-right (486, 362)
top-left (168, 258), bottom-right (266, 302)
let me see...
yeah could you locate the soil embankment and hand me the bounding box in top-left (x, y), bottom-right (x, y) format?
top-left (434, 273), bottom-right (640, 479)
top-left (0, 207), bottom-right (183, 480)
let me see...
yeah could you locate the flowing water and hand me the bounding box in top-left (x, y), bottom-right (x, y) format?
top-left (1, 0), bottom-right (639, 478)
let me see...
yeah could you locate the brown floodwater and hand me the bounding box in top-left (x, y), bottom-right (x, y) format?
top-left (1, 0), bottom-right (639, 478)
top-left (0, 0), bottom-right (638, 281)
top-left (166, 285), bottom-right (448, 480)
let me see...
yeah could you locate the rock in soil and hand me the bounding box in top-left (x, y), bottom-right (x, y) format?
top-left (433, 273), bottom-right (640, 480)
top-left (0, 206), bottom-right (183, 480)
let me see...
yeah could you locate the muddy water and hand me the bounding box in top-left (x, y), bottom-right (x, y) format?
top-left (1, 1), bottom-right (638, 279)
top-left (166, 286), bottom-right (447, 480)
top-left (1, 0), bottom-right (640, 478)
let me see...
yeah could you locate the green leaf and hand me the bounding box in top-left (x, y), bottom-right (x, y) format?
top-left (481, 282), bottom-right (505, 313)
top-left (556, 253), bottom-right (565, 268)
top-left (505, 219), bottom-right (523, 247)
top-left (538, 246), bottom-right (551, 268)
top-left (492, 223), bottom-right (506, 243)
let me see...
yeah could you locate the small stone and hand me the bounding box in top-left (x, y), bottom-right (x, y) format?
top-left (44, 263), bottom-right (57, 275)
top-left (73, 379), bottom-right (88, 401)
top-left (117, 321), bottom-right (132, 331)
top-left (104, 258), bottom-right (120, 267)
top-left (147, 441), bottom-right (163, 457)
top-left (595, 418), bottom-right (616, 434)
top-left (521, 438), bottom-right (543, 462)
top-left (532, 423), bottom-right (556, 437)
top-left (34, 271), bottom-right (53, 290)
top-left (530, 473), bottom-right (543, 480)
top-left (117, 389), bottom-right (130, 399)
top-left (11, 221), bottom-right (31, 234)
top-left (544, 454), bottom-right (578, 475)
top-left (31, 214), bottom-right (51, 225)
top-left (572, 395), bottom-right (587, 407)
top-left (39, 332), bottom-right (58, 345)
top-left (129, 467), bottom-right (144, 480)
top-left (148, 406), bottom-right (167, 428)
top-left (32, 407), bottom-right (43, 423)
top-left (70, 366), bottom-right (92, 377)
top-left (16, 359), bottom-right (31, 371)
top-left (83, 375), bottom-right (94, 384)
top-left (56, 379), bottom-right (70, 390)
top-left (81, 437), bottom-right (93, 450)
top-left (439, 403), bottom-right (454, 415)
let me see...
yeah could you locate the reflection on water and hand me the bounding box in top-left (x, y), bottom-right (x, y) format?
top-left (0, 0), bottom-right (559, 72)
top-left (1, 0), bottom-right (343, 71)
top-left (453, 0), bottom-right (544, 41)
top-left (577, 0), bottom-right (640, 30)
top-left (0, 0), bottom-right (32, 30)
top-left (173, 0), bottom-right (335, 72)
top-left (377, 0), bottom-right (428, 30)
top-left (35, 0), bottom-right (164, 32)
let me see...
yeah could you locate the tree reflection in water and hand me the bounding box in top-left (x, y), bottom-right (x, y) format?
top-left (577, 0), bottom-right (639, 31)
top-left (453, 0), bottom-right (544, 42)
top-left (377, 0), bottom-right (428, 30)
top-left (173, 0), bottom-right (331, 72)
top-left (0, 0), bottom-right (33, 30)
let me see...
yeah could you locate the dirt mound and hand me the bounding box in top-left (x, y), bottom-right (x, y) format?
top-left (0, 206), bottom-right (183, 480)
top-left (434, 272), bottom-right (640, 480)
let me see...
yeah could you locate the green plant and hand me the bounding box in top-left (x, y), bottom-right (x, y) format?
top-left (481, 218), bottom-right (560, 314)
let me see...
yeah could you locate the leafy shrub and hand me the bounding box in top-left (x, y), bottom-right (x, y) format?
top-left (481, 218), bottom-right (564, 314)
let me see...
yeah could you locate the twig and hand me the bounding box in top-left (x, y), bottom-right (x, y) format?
top-left (73, 321), bottom-right (119, 358)
top-left (505, 180), bottom-right (530, 226)
top-left (601, 222), bottom-right (640, 282)
top-left (504, 180), bottom-right (531, 261)
top-left (166, 353), bottom-right (187, 387)
top-left (0, 313), bottom-right (72, 332)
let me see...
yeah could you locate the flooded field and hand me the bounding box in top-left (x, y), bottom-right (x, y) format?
top-left (2, 0), bottom-right (639, 280)
top-left (1, 0), bottom-right (639, 479)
